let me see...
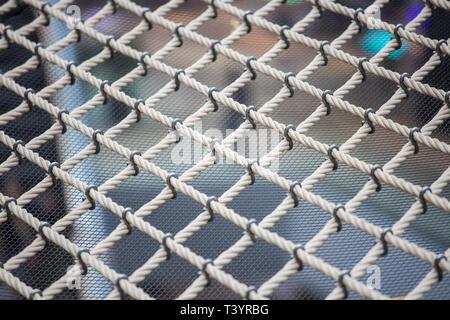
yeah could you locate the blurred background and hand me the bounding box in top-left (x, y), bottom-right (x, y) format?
top-left (0, 0), bottom-right (449, 299)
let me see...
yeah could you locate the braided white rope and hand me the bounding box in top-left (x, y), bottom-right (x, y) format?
top-left (17, 0), bottom-right (450, 158)
top-left (0, 71), bottom-right (391, 299)
top-left (421, 0), bottom-right (450, 11)
top-left (405, 248), bottom-right (450, 299)
top-left (181, 3), bottom-right (449, 300)
top-left (106, 0), bottom-right (363, 299)
top-left (2, 20), bottom-right (449, 278)
top-left (0, 125), bottom-right (272, 299)
top-left (0, 0), bottom-right (19, 16)
top-left (40, 0), bottom-right (293, 299)
top-left (107, 0), bottom-right (430, 300)
top-left (0, 0), bottom-right (280, 299)
top-left (257, 4), bottom-right (450, 297)
top-left (0, 0), bottom-right (76, 51)
top-left (305, 0), bottom-right (450, 54)
top-left (200, 0), bottom-right (449, 100)
top-left (0, 0), bottom-right (236, 297)
top-left (0, 0), bottom-right (200, 297)
top-left (0, 0), bottom-right (446, 300)
top-left (3, 0), bottom-right (450, 298)
top-left (0, 0), bottom-right (187, 216)
top-left (0, 190), bottom-right (154, 300)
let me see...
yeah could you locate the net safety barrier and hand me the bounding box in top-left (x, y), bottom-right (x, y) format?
top-left (0, 0), bottom-right (449, 299)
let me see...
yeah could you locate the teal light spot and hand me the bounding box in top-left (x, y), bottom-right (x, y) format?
top-left (359, 29), bottom-right (408, 60)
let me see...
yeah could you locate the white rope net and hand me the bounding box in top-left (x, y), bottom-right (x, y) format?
top-left (0, 0), bottom-right (449, 300)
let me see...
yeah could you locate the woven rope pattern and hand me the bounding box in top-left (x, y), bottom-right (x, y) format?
top-left (0, 0), bottom-right (448, 299)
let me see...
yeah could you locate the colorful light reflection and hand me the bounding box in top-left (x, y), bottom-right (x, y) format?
top-left (359, 29), bottom-right (409, 60)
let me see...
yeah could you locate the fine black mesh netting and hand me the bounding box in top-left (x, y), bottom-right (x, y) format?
top-left (0, 0), bottom-right (449, 300)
